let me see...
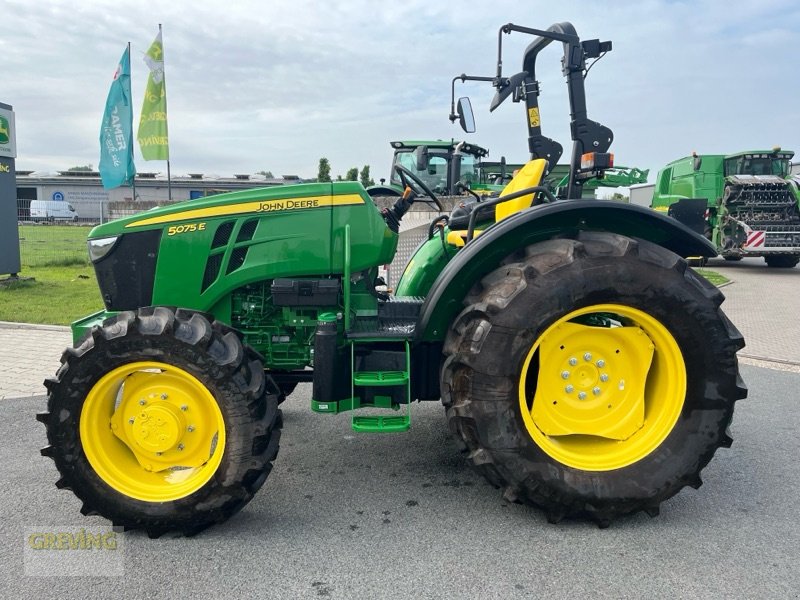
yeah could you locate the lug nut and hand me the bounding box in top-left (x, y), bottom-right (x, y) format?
top-left (561, 371), bottom-right (570, 380)
top-left (160, 393), bottom-right (168, 400)
top-left (600, 373), bottom-right (609, 382)
top-left (565, 385), bottom-right (574, 393)
top-left (592, 387), bottom-right (601, 396)
top-left (568, 357), bottom-right (578, 366)
top-left (187, 425), bottom-right (195, 432)
top-left (596, 359), bottom-right (605, 368)
top-left (583, 352), bottom-right (592, 361)
top-left (155, 452), bottom-right (162, 456)
top-left (578, 391), bottom-right (587, 400)
top-left (177, 444), bottom-right (184, 451)
top-left (128, 417), bottom-right (135, 425)
top-left (180, 405), bottom-right (188, 411)
top-left (139, 399), bottom-right (146, 406)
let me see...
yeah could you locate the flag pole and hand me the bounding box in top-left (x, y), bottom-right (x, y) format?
top-left (128, 41), bottom-right (137, 202)
top-left (160, 23), bottom-right (173, 201)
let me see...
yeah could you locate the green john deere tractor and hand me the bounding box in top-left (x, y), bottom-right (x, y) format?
top-left (367, 139), bottom-right (493, 197)
top-left (39, 22), bottom-right (746, 535)
top-left (370, 139), bottom-right (648, 200)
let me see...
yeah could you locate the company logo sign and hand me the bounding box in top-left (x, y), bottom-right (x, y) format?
top-left (0, 107), bottom-right (16, 158)
top-left (0, 116), bottom-right (9, 144)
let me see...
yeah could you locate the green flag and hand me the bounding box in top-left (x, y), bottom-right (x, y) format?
top-left (99, 47), bottom-right (136, 189)
top-left (137, 30), bottom-right (169, 160)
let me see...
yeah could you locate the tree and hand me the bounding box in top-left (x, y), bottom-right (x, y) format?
top-left (256, 170), bottom-right (274, 178)
top-left (345, 167), bottom-right (359, 182)
top-left (67, 164), bottom-right (93, 172)
top-left (359, 165), bottom-right (375, 188)
top-left (317, 157), bottom-right (331, 182)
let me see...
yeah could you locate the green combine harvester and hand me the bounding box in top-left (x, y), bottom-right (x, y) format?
top-left (651, 148), bottom-right (800, 268)
top-left (39, 22), bottom-right (746, 536)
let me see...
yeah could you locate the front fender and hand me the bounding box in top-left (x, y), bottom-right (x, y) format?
top-left (366, 184), bottom-right (402, 197)
top-left (415, 200), bottom-right (716, 342)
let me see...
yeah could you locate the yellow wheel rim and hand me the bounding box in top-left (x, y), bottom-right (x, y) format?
top-left (80, 361), bottom-right (226, 502)
top-left (518, 304), bottom-right (686, 471)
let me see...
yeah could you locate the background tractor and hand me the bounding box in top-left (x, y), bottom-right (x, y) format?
top-left (370, 139), bottom-right (648, 199)
top-left (39, 21), bottom-right (746, 536)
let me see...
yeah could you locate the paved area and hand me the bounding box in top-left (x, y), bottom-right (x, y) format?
top-left (707, 257), bottom-right (800, 365)
top-left (0, 258), bottom-right (797, 400)
top-left (0, 322), bottom-right (71, 400)
top-left (0, 261), bottom-right (798, 596)
top-left (2, 365), bottom-right (798, 597)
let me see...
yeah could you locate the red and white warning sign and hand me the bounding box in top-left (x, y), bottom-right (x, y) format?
top-left (745, 230), bottom-right (765, 248)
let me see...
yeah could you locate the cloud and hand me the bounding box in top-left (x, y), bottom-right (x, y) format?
top-left (3, 0), bottom-right (799, 180)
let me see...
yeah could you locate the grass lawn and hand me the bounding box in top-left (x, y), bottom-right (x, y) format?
top-left (695, 268), bottom-right (729, 287)
top-left (18, 224), bottom-right (93, 267)
top-left (0, 264), bottom-right (103, 325)
top-left (1, 225), bottom-right (101, 325)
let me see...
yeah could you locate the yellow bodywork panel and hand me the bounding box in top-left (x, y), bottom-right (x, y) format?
top-left (495, 158), bottom-right (547, 222)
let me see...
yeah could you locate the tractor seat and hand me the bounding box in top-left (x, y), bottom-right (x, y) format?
top-left (446, 158), bottom-right (548, 247)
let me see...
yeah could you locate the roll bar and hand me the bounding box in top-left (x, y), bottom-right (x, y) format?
top-left (450, 22), bottom-right (614, 200)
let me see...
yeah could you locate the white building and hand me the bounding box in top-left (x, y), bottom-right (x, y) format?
top-left (16, 171), bottom-right (301, 222)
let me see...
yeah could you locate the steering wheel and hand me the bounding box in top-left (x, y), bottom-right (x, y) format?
top-left (393, 164), bottom-right (444, 211)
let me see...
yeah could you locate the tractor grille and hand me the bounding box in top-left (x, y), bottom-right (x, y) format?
top-left (212, 221), bottom-right (235, 248)
top-left (226, 246), bottom-right (249, 274)
top-left (201, 254), bottom-right (223, 292)
top-left (93, 229), bottom-right (162, 311)
top-left (236, 219), bottom-right (258, 242)
top-left (203, 219), bottom-right (259, 291)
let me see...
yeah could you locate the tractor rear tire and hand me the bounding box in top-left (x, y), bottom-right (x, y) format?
top-left (441, 231), bottom-right (746, 525)
top-left (38, 307), bottom-right (281, 537)
top-left (764, 255), bottom-right (799, 268)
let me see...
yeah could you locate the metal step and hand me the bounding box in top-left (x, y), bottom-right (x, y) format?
top-left (349, 340), bottom-right (411, 433)
top-left (352, 414), bottom-right (411, 433)
top-left (353, 370), bottom-right (409, 387)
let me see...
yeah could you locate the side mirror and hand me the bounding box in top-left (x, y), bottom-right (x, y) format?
top-left (457, 97), bottom-right (476, 133)
top-left (413, 145), bottom-right (429, 171)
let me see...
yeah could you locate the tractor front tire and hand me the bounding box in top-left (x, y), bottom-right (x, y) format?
top-left (441, 231), bottom-right (746, 525)
top-left (38, 307), bottom-right (281, 537)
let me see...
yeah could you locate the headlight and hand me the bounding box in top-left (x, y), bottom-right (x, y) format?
top-left (88, 236), bottom-right (119, 263)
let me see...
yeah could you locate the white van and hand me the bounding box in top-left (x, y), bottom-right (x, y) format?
top-left (29, 200), bottom-right (78, 222)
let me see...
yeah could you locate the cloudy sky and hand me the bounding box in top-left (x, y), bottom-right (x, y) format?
top-left (3, 0), bottom-right (798, 182)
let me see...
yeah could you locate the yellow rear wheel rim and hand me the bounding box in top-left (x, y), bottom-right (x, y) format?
top-left (80, 361), bottom-right (226, 502)
top-left (518, 304), bottom-right (686, 471)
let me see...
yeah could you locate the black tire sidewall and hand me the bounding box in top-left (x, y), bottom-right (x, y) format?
top-left (45, 309), bottom-right (278, 533)
top-left (448, 239), bottom-right (737, 510)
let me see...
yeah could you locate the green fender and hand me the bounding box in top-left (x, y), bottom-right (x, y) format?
top-left (415, 199), bottom-right (717, 342)
top-left (366, 184), bottom-right (402, 197)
